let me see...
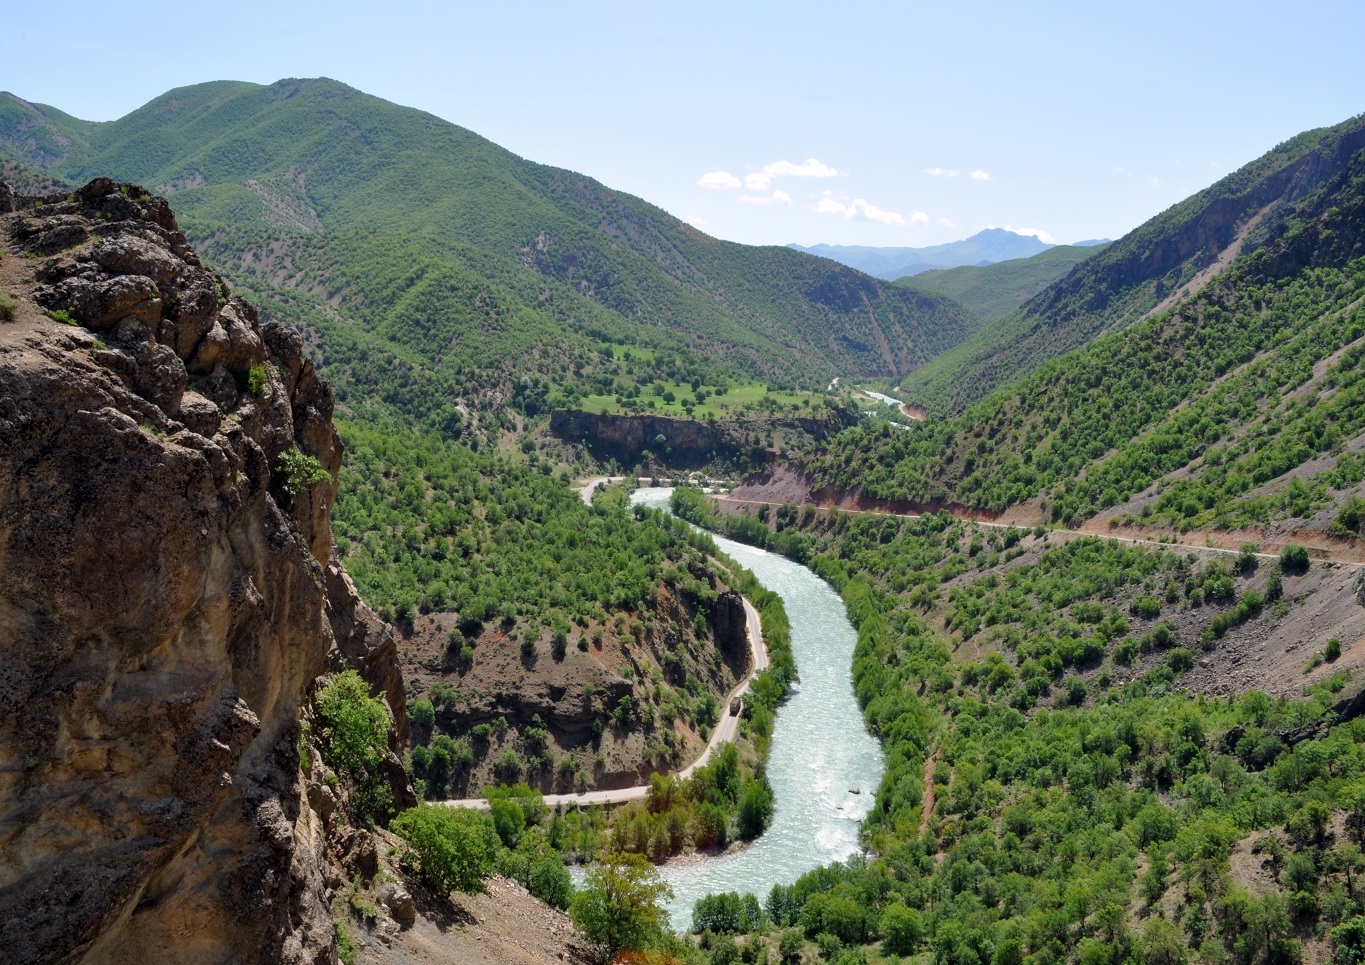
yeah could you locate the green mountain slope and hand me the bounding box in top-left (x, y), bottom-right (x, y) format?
top-left (808, 116), bottom-right (1365, 537)
top-left (898, 114), bottom-right (1365, 416)
top-left (895, 243), bottom-right (1108, 326)
top-left (0, 79), bottom-right (973, 427)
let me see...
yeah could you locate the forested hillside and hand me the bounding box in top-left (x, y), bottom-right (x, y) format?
top-left (0, 79), bottom-right (973, 432)
top-left (673, 491), bottom-right (1365, 965)
top-left (804, 121), bottom-right (1365, 544)
top-left (896, 243), bottom-right (1107, 326)
top-left (900, 113), bottom-right (1365, 416)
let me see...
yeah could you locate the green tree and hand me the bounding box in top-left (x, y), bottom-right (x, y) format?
top-left (390, 804), bottom-right (499, 894)
top-left (314, 670), bottom-right (393, 820)
top-left (881, 902), bottom-right (924, 956)
top-left (1332, 916), bottom-right (1365, 965)
top-left (569, 851), bottom-right (674, 962)
top-left (1279, 544), bottom-right (1310, 574)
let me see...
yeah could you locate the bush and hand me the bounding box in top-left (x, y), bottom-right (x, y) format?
top-left (390, 804), bottom-right (499, 894)
top-left (1130, 596), bottom-right (1162, 619)
top-left (494, 748), bottom-right (523, 783)
top-left (246, 363), bottom-right (268, 395)
top-left (0, 294), bottom-right (17, 322)
top-left (1279, 544), bottom-right (1310, 575)
top-left (314, 670), bottom-right (393, 821)
top-left (276, 446), bottom-right (332, 497)
top-left (1326, 638), bottom-right (1343, 661)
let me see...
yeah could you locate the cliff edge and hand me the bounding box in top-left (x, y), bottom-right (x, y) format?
top-left (0, 178), bottom-right (408, 964)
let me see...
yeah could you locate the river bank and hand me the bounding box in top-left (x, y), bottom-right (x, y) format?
top-left (629, 488), bottom-right (885, 929)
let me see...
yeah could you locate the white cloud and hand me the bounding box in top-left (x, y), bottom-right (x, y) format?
top-left (698, 171), bottom-right (741, 189)
top-left (744, 157), bottom-right (841, 191)
top-left (970, 170), bottom-right (990, 181)
top-left (814, 197), bottom-right (908, 226)
top-left (1209, 160), bottom-right (1220, 169)
top-left (1003, 225), bottom-right (1057, 244)
top-left (1149, 176), bottom-right (1162, 188)
top-left (1112, 166), bottom-right (1134, 177)
top-left (925, 167), bottom-right (960, 178)
top-left (738, 190), bottom-right (793, 206)
top-left (938, 217), bottom-right (956, 228)
top-left (765, 158), bottom-right (840, 179)
top-left (686, 216), bottom-right (708, 227)
top-left (910, 211), bottom-right (929, 226)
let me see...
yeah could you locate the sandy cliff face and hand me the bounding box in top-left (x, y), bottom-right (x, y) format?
top-left (0, 179), bottom-right (406, 964)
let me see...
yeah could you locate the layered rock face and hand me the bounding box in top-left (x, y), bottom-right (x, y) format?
top-left (0, 179), bottom-right (405, 964)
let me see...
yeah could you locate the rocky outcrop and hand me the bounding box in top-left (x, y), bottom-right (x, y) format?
top-left (0, 179), bottom-right (408, 964)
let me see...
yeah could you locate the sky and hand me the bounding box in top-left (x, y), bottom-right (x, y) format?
top-left (6, 0), bottom-right (1365, 248)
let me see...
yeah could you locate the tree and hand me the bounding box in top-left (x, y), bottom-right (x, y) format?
top-left (569, 851), bottom-right (674, 962)
top-left (390, 804), bottom-right (499, 894)
top-left (1279, 544), bottom-right (1310, 574)
top-left (881, 902), bottom-right (924, 956)
top-left (738, 778), bottom-right (775, 840)
top-left (778, 929), bottom-right (805, 964)
top-left (1332, 916), bottom-right (1365, 965)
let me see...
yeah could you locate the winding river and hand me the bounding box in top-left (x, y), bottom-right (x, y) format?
top-left (629, 488), bottom-right (885, 929)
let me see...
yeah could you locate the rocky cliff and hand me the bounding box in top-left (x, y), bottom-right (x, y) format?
top-left (0, 179), bottom-right (408, 964)
top-left (549, 408), bottom-right (854, 470)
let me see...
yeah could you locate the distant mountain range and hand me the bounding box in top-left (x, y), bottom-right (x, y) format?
top-left (788, 229), bottom-right (1109, 280)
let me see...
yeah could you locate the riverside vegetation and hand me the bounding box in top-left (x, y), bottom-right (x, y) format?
top-left (669, 489), bottom-right (1365, 965)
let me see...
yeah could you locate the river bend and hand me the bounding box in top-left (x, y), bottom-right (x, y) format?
top-left (629, 488), bottom-right (885, 929)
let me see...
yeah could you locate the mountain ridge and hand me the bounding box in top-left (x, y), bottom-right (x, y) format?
top-left (0, 79), bottom-right (976, 414)
top-left (898, 112), bottom-right (1365, 416)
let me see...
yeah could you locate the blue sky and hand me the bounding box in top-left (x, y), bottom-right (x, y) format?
top-left (7, 1), bottom-right (1364, 247)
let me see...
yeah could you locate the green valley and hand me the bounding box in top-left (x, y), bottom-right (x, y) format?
top-left (895, 243), bottom-right (1108, 327)
top-left (7, 67), bottom-right (1365, 965)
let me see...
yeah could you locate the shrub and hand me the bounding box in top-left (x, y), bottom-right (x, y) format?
top-left (409, 698), bottom-right (435, 734)
top-left (246, 363), bottom-right (268, 395)
top-left (0, 294), bottom-right (17, 322)
top-left (1326, 638), bottom-right (1343, 661)
top-left (314, 670), bottom-right (393, 821)
top-left (1330, 497), bottom-right (1365, 539)
top-left (276, 446), bottom-right (331, 497)
top-left (1130, 596), bottom-right (1162, 619)
top-left (390, 804), bottom-right (499, 894)
top-left (493, 748), bottom-right (522, 783)
top-left (1279, 544), bottom-right (1310, 575)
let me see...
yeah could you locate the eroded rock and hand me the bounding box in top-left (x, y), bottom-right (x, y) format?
top-left (0, 179), bottom-right (409, 965)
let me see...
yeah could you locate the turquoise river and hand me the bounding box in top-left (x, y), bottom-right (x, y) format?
top-left (629, 488), bottom-right (885, 930)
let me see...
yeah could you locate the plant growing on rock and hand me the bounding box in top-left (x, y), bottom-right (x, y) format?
top-left (314, 670), bottom-right (393, 822)
top-left (276, 445), bottom-right (331, 498)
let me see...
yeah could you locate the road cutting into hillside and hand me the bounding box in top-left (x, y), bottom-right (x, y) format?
top-left (441, 597), bottom-right (766, 810)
